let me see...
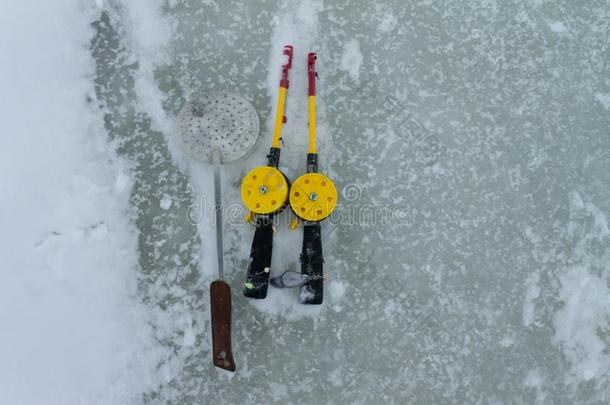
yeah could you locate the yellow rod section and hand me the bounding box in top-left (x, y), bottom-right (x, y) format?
top-left (271, 86), bottom-right (287, 149)
top-left (308, 95), bottom-right (316, 154)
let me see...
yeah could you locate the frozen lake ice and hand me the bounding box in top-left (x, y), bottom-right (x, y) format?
top-left (3, 0), bottom-right (610, 403)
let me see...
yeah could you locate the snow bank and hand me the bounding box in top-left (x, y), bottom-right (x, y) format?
top-left (0, 1), bottom-right (155, 403)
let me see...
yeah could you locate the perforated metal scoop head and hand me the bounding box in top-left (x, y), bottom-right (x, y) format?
top-left (175, 92), bottom-right (259, 163)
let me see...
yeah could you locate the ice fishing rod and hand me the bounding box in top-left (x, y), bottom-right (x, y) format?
top-left (283, 53), bottom-right (338, 304)
top-left (240, 45), bottom-right (293, 299)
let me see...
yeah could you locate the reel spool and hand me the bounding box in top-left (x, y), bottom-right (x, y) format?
top-left (289, 173), bottom-right (337, 222)
top-left (240, 166), bottom-right (289, 215)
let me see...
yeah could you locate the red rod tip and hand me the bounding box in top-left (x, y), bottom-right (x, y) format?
top-left (308, 52), bottom-right (317, 96)
top-left (280, 45), bottom-right (294, 88)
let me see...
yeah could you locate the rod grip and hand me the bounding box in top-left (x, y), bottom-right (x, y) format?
top-left (306, 153), bottom-right (318, 173)
top-left (244, 217), bottom-right (274, 299)
top-left (299, 223), bottom-right (324, 304)
top-left (267, 147), bottom-right (281, 168)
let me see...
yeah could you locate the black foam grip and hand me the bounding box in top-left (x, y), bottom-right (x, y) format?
top-left (267, 147), bottom-right (281, 168)
top-left (306, 153), bottom-right (318, 173)
top-left (244, 217), bottom-right (273, 299)
top-left (299, 223), bottom-right (324, 304)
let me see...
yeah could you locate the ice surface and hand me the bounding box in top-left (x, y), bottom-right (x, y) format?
top-left (3, 0), bottom-right (610, 403)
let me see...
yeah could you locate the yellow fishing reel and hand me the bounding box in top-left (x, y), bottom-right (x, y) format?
top-left (289, 172), bottom-right (337, 222)
top-left (241, 166), bottom-right (289, 215)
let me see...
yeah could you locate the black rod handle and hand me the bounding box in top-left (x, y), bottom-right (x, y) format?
top-left (243, 217), bottom-right (274, 299)
top-left (299, 222), bottom-right (324, 304)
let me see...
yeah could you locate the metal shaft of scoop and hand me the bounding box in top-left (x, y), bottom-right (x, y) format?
top-left (213, 150), bottom-right (224, 280)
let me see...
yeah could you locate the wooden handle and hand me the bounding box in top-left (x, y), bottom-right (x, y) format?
top-left (210, 280), bottom-right (235, 372)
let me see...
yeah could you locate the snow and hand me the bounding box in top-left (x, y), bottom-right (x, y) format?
top-left (377, 11), bottom-right (397, 34)
top-left (595, 92), bottom-right (610, 110)
top-left (523, 368), bottom-right (546, 403)
top-left (552, 194), bottom-right (610, 384)
top-left (522, 270), bottom-right (541, 327)
top-left (554, 265), bottom-right (610, 382)
top-left (160, 195), bottom-right (173, 210)
top-left (0, 1), bottom-right (156, 403)
top-left (340, 39), bottom-right (363, 82)
top-left (122, 0), bottom-right (174, 137)
top-left (547, 21), bottom-right (568, 34)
